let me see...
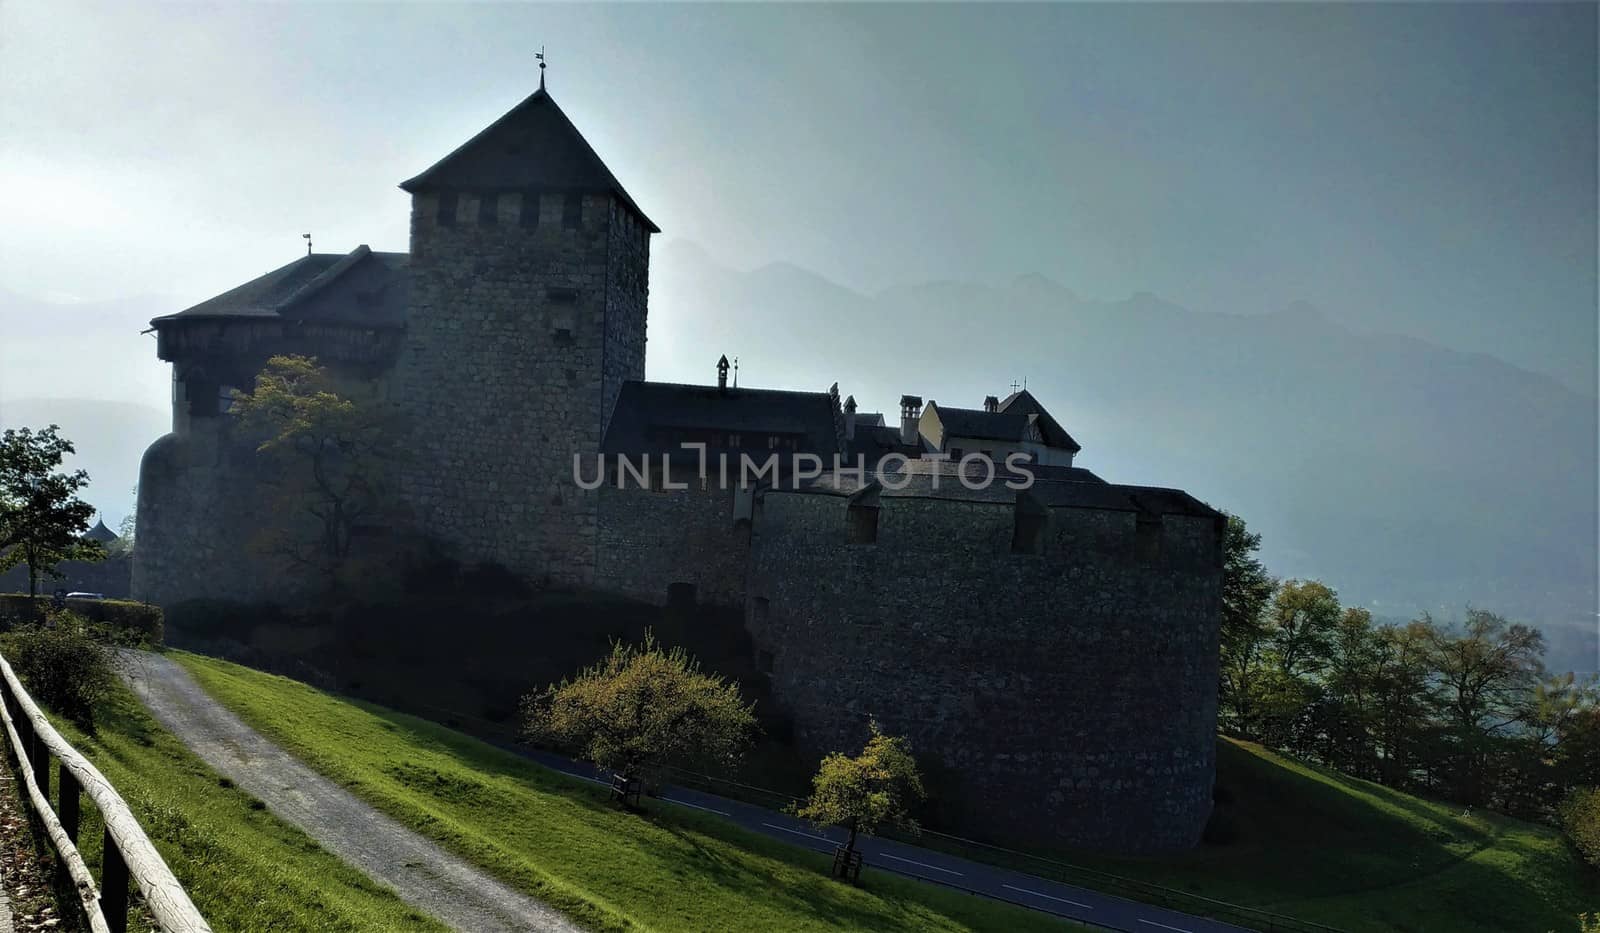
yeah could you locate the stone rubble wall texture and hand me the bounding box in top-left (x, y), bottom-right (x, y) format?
top-left (132, 421), bottom-right (283, 608)
top-left (390, 191), bottom-right (648, 585)
top-left (594, 483), bottom-right (751, 607)
top-left (745, 491), bottom-right (1223, 854)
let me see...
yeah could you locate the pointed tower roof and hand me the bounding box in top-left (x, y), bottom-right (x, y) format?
top-left (400, 87), bottom-right (658, 232)
top-left (86, 520), bottom-right (119, 544)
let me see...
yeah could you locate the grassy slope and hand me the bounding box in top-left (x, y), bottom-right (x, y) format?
top-left (1076, 738), bottom-right (1597, 933)
top-left (176, 651), bottom-right (1076, 933)
top-left (45, 679), bottom-right (447, 932)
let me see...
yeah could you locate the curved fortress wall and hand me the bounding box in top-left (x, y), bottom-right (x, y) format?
top-left (746, 484), bottom-right (1223, 854)
top-left (133, 308), bottom-right (404, 608)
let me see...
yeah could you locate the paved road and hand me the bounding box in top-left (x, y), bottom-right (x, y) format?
top-left (512, 747), bottom-right (1255, 933)
top-left (119, 652), bottom-right (581, 933)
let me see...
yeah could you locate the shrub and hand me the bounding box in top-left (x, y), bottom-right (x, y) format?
top-left (6, 614), bottom-right (114, 729)
top-left (522, 630), bottom-right (757, 794)
top-left (1560, 787), bottom-right (1600, 869)
top-left (0, 594), bottom-right (162, 645)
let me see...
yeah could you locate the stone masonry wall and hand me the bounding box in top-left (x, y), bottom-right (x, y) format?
top-left (745, 491), bottom-right (1223, 854)
top-left (393, 190), bottom-right (647, 585)
top-left (132, 421), bottom-right (284, 607)
top-left (594, 482), bottom-right (750, 607)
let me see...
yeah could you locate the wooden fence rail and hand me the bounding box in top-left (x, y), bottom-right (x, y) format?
top-left (0, 651), bottom-right (210, 933)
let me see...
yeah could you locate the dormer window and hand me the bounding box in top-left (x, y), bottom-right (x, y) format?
top-left (437, 191), bottom-right (458, 227)
top-left (478, 193), bottom-right (499, 226)
top-left (563, 193), bottom-right (582, 229)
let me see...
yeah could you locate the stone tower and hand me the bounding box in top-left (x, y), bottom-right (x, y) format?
top-left (394, 84), bottom-right (656, 584)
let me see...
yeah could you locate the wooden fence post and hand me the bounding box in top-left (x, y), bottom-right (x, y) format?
top-left (31, 729), bottom-right (50, 792)
top-left (58, 762), bottom-right (80, 843)
top-left (102, 826), bottom-right (128, 933)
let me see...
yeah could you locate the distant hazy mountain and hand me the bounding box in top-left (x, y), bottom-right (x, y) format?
top-left (651, 241), bottom-right (1598, 674)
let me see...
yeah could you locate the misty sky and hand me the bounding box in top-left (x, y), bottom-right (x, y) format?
top-left (1, 1), bottom-right (1595, 394)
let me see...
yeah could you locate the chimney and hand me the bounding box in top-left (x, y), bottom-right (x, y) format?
top-left (984, 395), bottom-right (999, 413)
top-left (716, 354), bottom-right (730, 392)
top-left (899, 394), bottom-right (923, 445)
top-left (844, 395), bottom-right (857, 440)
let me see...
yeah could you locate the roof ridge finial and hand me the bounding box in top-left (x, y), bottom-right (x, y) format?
top-left (537, 45), bottom-right (546, 90)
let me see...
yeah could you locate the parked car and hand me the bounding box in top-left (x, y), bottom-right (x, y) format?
top-left (64, 592), bottom-right (105, 600)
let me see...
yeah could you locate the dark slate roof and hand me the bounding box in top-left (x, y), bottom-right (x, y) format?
top-left (846, 423), bottom-right (925, 461)
top-left (399, 87), bottom-right (658, 232)
top-left (999, 389), bottom-right (1081, 452)
top-left (86, 520), bottom-right (119, 544)
top-left (150, 246), bottom-right (409, 329)
top-left (602, 380), bottom-right (841, 459)
top-left (934, 405), bottom-right (1030, 443)
top-left (784, 463), bottom-right (1215, 518)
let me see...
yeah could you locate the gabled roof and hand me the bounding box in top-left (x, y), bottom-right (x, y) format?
top-left (399, 87), bottom-right (658, 232)
top-left (150, 246), bottom-right (409, 329)
top-left (602, 381), bottom-right (841, 459)
top-left (998, 389), bottom-right (1081, 453)
top-left (933, 405), bottom-right (1031, 443)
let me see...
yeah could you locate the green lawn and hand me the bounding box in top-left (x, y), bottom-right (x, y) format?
top-left (1066, 738), bottom-right (1596, 933)
top-left (42, 679), bottom-right (447, 932)
top-left (175, 651), bottom-right (1076, 933)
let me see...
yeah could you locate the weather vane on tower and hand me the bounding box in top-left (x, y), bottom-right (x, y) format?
top-left (537, 45), bottom-right (547, 90)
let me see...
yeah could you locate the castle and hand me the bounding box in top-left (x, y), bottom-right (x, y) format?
top-left (134, 81), bottom-right (1224, 854)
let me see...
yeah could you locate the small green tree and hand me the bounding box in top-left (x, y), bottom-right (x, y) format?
top-left (0, 426), bottom-right (103, 596)
top-left (1218, 513), bottom-right (1277, 736)
top-left (232, 355), bottom-right (401, 590)
top-left (793, 721), bottom-right (926, 867)
top-left (1267, 579), bottom-right (1342, 678)
top-left (521, 631), bottom-right (757, 801)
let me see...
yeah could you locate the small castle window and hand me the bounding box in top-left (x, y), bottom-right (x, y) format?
top-left (753, 597), bottom-right (770, 624)
top-left (1137, 515), bottom-right (1163, 563)
top-left (758, 650), bottom-right (774, 675)
top-left (848, 503), bottom-right (879, 544)
top-left (562, 193), bottom-right (582, 229)
top-left (520, 190), bottom-right (540, 229)
top-left (478, 193), bottom-right (499, 226)
top-left (1012, 498), bottom-right (1046, 555)
top-left (437, 191), bottom-right (458, 227)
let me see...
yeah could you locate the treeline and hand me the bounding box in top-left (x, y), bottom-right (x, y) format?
top-left (1219, 516), bottom-right (1598, 826)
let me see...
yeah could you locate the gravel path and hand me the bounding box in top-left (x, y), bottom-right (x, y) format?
top-left (118, 652), bottom-right (583, 933)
